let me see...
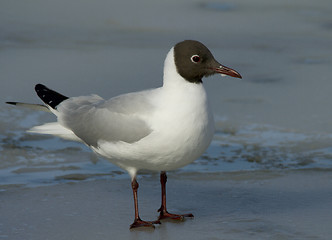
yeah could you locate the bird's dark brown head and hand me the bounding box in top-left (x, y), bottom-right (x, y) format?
top-left (173, 40), bottom-right (242, 83)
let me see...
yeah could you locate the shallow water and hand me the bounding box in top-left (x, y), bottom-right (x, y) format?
top-left (2, 108), bottom-right (332, 189)
top-left (1, 0), bottom-right (332, 239)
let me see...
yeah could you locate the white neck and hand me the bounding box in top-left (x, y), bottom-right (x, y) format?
top-left (161, 47), bottom-right (207, 99)
top-left (162, 47), bottom-right (187, 89)
top-left (159, 47), bottom-right (210, 114)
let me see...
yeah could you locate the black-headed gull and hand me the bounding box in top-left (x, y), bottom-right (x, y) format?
top-left (7, 40), bottom-right (242, 229)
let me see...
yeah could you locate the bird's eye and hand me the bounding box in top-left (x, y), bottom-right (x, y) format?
top-left (191, 55), bottom-right (200, 63)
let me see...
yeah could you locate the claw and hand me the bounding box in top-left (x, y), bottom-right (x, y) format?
top-left (130, 218), bottom-right (161, 229)
top-left (158, 209), bottom-right (194, 221)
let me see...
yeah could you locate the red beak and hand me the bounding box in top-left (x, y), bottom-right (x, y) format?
top-left (215, 65), bottom-right (242, 79)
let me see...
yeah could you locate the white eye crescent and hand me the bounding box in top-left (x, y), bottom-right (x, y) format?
top-left (191, 55), bottom-right (200, 63)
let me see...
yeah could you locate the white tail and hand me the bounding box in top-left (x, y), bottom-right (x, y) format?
top-left (29, 122), bottom-right (82, 142)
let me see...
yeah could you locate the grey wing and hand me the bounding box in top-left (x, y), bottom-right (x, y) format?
top-left (56, 92), bottom-right (154, 147)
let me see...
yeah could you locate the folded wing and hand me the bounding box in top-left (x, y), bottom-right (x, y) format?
top-left (56, 91), bottom-right (154, 147)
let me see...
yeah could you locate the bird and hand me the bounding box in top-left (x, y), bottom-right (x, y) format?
top-left (6, 40), bottom-right (242, 229)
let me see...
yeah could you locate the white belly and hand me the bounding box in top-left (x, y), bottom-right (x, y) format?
top-left (93, 82), bottom-right (215, 172)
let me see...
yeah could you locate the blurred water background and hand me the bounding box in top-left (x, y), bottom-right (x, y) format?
top-left (1, 0), bottom-right (332, 188)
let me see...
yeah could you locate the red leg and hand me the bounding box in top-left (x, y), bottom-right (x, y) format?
top-left (130, 178), bottom-right (161, 229)
top-left (157, 171), bottom-right (194, 220)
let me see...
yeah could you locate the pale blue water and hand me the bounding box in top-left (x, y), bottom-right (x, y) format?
top-left (1, 107), bottom-right (332, 188)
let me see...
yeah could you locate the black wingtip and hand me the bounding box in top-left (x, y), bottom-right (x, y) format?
top-left (35, 84), bottom-right (69, 109)
top-left (6, 102), bottom-right (18, 105)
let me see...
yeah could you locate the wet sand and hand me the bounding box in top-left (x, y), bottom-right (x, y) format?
top-left (1, 170), bottom-right (331, 240)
